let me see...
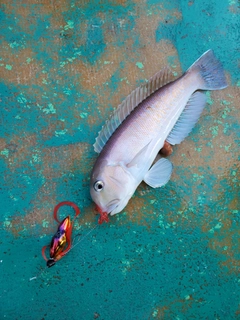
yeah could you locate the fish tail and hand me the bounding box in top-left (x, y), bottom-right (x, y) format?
top-left (187, 49), bottom-right (228, 90)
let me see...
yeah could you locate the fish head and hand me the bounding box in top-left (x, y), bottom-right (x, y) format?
top-left (90, 159), bottom-right (135, 222)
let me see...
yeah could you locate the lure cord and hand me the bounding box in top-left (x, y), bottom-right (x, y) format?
top-left (29, 199), bottom-right (99, 282)
top-left (66, 223), bottom-right (99, 254)
top-left (29, 223), bottom-right (98, 281)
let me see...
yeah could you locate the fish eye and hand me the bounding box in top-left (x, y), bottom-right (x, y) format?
top-left (94, 180), bottom-right (104, 192)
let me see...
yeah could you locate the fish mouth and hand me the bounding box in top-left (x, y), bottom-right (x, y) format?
top-left (107, 199), bottom-right (120, 213)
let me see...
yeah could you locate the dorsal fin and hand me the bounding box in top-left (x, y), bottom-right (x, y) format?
top-left (94, 67), bottom-right (175, 153)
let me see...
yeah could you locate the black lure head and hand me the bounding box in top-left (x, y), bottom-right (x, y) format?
top-left (47, 258), bottom-right (56, 268)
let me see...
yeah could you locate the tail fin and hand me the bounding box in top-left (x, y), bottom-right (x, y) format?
top-left (187, 50), bottom-right (228, 90)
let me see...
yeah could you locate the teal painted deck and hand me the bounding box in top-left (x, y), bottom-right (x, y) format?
top-left (0, 1), bottom-right (239, 319)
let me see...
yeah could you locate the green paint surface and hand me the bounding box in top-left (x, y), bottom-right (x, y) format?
top-left (0, 1), bottom-right (239, 319)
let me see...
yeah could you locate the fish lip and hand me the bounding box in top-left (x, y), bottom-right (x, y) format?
top-left (106, 199), bottom-right (120, 214)
top-left (96, 199), bottom-right (119, 215)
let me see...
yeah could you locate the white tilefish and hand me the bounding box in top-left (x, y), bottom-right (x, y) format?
top-left (90, 50), bottom-right (227, 223)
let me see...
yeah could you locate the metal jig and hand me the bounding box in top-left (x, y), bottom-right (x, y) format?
top-left (41, 201), bottom-right (80, 267)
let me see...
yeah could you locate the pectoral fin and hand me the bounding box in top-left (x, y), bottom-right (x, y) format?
top-left (144, 158), bottom-right (173, 188)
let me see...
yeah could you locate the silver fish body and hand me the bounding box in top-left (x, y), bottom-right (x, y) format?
top-left (90, 50), bottom-right (227, 220)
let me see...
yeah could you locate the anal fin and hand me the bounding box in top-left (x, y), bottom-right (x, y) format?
top-left (166, 91), bottom-right (207, 145)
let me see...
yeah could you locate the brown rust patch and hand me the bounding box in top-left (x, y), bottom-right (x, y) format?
top-left (77, 203), bottom-right (100, 226)
top-left (7, 207), bottom-right (51, 237)
top-left (209, 237), bottom-right (240, 273)
top-left (207, 212), bottom-right (239, 272)
top-left (3, 134), bottom-right (37, 170)
top-left (0, 44), bottom-right (46, 86)
top-left (43, 142), bottom-right (90, 179)
top-left (150, 306), bottom-right (169, 319)
top-left (151, 295), bottom-right (195, 319)
top-left (0, 138), bottom-right (6, 150)
top-left (2, 0), bottom-right (71, 17)
top-left (2, 179), bottom-right (58, 237)
top-left (41, 122), bottom-right (59, 142)
top-left (199, 172), bottom-right (239, 273)
top-left (64, 7), bottom-right (181, 125)
top-left (236, 305), bottom-right (240, 316)
top-left (133, 4), bottom-right (181, 75)
top-left (113, 0), bottom-right (127, 4)
top-left (229, 4), bottom-right (239, 14)
top-left (87, 112), bottom-right (100, 127)
top-left (115, 196), bottom-right (154, 227)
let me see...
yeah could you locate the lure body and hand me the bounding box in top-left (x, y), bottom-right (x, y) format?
top-left (49, 216), bottom-right (71, 261)
top-left (42, 201), bottom-right (80, 267)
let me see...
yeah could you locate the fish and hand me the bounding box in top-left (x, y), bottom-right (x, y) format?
top-left (90, 50), bottom-right (227, 224)
top-left (42, 201), bottom-right (80, 267)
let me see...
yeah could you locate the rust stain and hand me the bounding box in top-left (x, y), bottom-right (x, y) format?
top-left (134, 5), bottom-right (181, 75)
top-left (87, 112), bottom-right (100, 127)
top-left (7, 207), bottom-right (51, 237)
top-left (151, 295), bottom-right (194, 319)
top-left (205, 215), bottom-right (239, 273)
top-left (236, 305), bottom-right (240, 316)
top-left (150, 306), bottom-right (169, 319)
top-left (41, 122), bottom-right (60, 142)
top-left (78, 203), bottom-right (99, 226)
top-left (2, 0), bottom-right (71, 17)
top-left (200, 173), bottom-right (239, 274)
top-left (3, 134), bottom-right (37, 170)
top-left (113, 0), bottom-right (127, 4)
top-left (0, 138), bottom-right (6, 150)
top-left (115, 196), bottom-right (153, 227)
top-left (2, 180), bottom-right (57, 237)
top-left (229, 4), bottom-right (239, 14)
top-left (42, 142), bottom-right (90, 178)
top-left (0, 44), bottom-right (46, 86)
top-left (67, 13), bottom-right (181, 124)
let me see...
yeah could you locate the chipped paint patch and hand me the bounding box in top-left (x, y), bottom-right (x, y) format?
top-left (5, 64), bottom-right (12, 70)
top-left (136, 61), bottom-right (144, 69)
top-left (43, 103), bottom-right (56, 114)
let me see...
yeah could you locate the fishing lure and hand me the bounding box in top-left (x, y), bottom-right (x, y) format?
top-left (41, 201), bottom-right (81, 267)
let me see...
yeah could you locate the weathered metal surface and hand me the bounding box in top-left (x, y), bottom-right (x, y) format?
top-left (0, 1), bottom-right (239, 319)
